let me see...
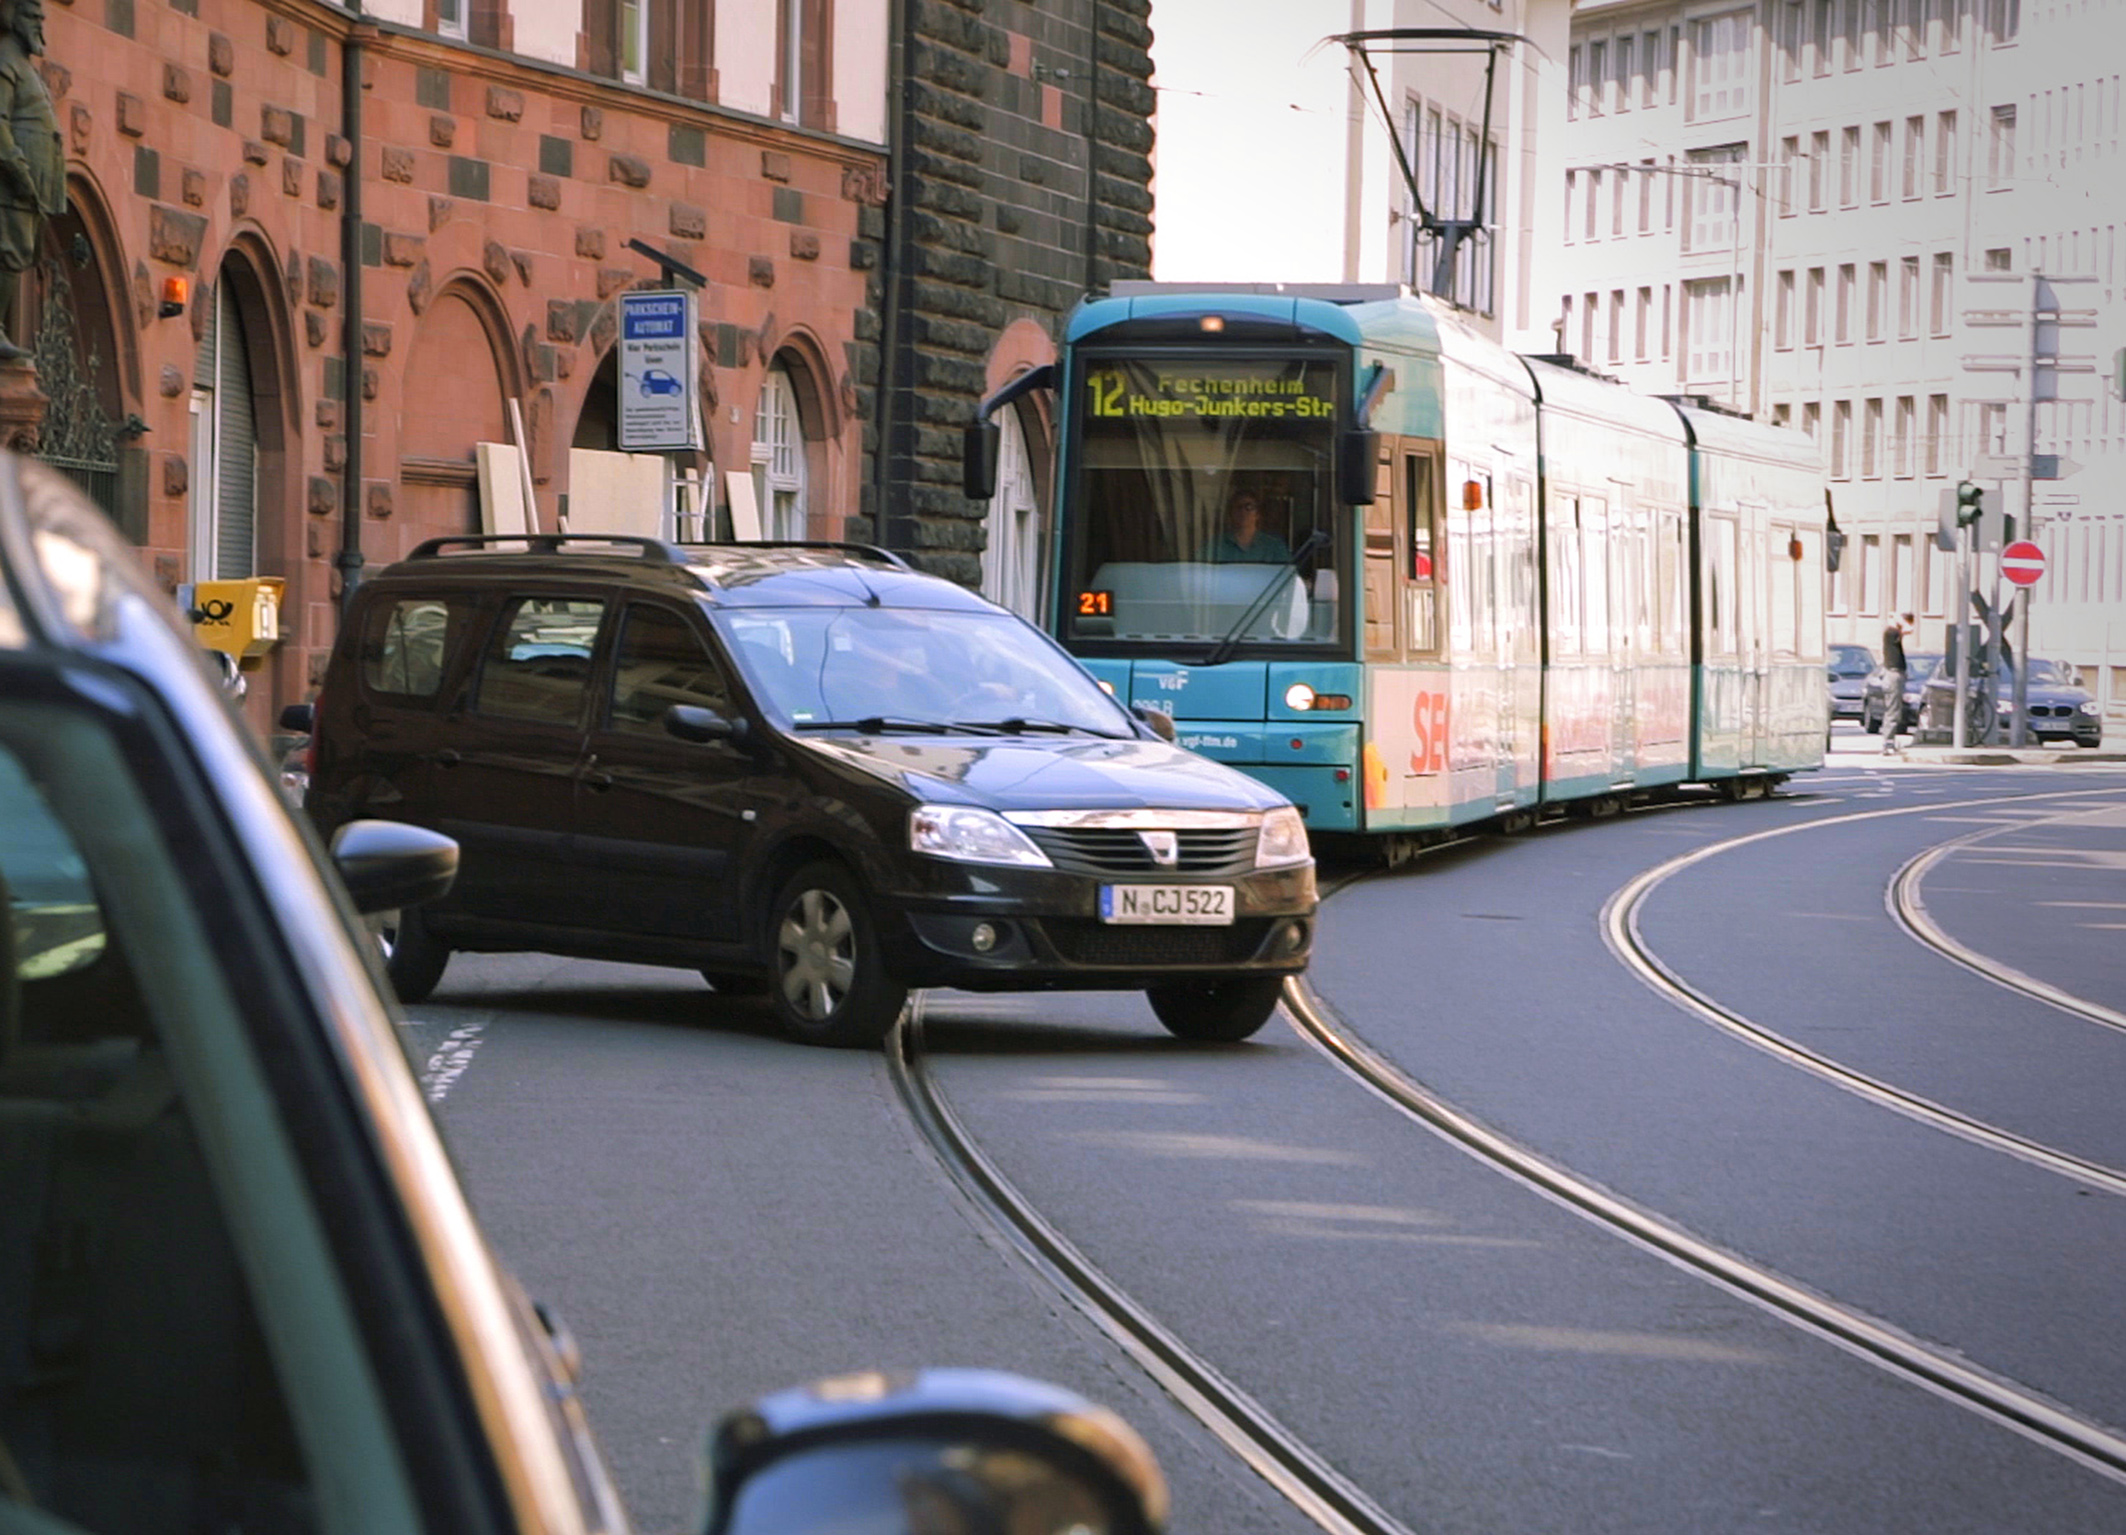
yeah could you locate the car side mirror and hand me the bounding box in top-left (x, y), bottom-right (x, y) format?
top-left (702, 1369), bottom-right (1167, 1535)
top-left (963, 419), bottom-right (1001, 501)
top-left (329, 820), bottom-right (459, 915)
top-left (1131, 705), bottom-right (1176, 744)
top-left (279, 702), bottom-right (314, 734)
top-left (665, 704), bottom-right (751, 746)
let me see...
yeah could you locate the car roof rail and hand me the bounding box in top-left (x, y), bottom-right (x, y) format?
top-left (404, 533), bottom-right (688, 563)
top-left (678, 540), bottom-right (913, 571)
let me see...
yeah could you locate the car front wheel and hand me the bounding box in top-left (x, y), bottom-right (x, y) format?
top-left (374, 904), bottom-right (450, 1003)
top-left (1146, 976), bottom-right (1285, 1043)
top-left (768, 862), bottom-right (907, 1048)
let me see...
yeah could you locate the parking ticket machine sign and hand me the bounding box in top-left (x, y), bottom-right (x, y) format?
top-left (618, 290), bottom-right (703, 452)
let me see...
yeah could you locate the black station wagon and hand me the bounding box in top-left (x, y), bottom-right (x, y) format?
top-left (299, 536), bottom-right (1317, 1048)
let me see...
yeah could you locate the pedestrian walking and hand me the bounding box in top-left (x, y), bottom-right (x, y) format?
top-left (1880, 611), bottom-right (1914, 754)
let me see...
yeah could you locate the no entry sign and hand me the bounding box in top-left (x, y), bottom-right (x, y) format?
top-left (2001, 540), bottom-right (2047, 586)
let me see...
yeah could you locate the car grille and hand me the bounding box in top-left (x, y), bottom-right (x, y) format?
top-left (1023, 826), bottom-right (1258, 877)
top-left (1043, 918), bottom-right (1273, 967)
top-left (2030, 704), bottom-right (2074, 719)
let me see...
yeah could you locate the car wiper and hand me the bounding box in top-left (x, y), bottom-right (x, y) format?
top-left (1198, 527), bottom-right (1330, 670)
top-left (793, 716), bottom-right (954, 734)
top-left (958, 717), bottom-right (1119, 737)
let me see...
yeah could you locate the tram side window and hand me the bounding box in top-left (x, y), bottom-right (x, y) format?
top-left (1582, 496), bottom-right (1610, 657)
top-left (1795, 526), bottom-right (1825, 653)
top-left (1660, 509), bottom-right (1689, 655)
top-left (1363, 448), bottom-right (1399, 658)
top-left (1406, 451), bottom-right (1440, 653)
top-left (1551, 494), bottom-right (1583, 655)
top-left (1706, 516), bottom-right (1740, 657)
top-left (1770, 522), bottom-right (1799, 655)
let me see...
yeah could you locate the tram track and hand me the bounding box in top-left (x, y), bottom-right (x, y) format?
top-left (889, 780), bottom-right (2126, 1523)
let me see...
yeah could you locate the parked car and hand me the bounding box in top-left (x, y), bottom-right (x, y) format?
top-left (0, 457), bottom-right (1169, 1535)
top-left (1916, 656), bottom-right (2104, 748)
top-left (1827, 642), bottom-right (1875, 721)
top-left (299, 535), bottom-right (1318, 1047)
top-left (1861, 650), bottom-right (1941, 733)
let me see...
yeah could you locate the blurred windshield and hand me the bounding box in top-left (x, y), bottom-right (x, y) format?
top-left (1907, 653), bottom-right (1942, 682)
top-left (1828, 644), bottom-right (1873, 677)
top-left (716, 606), bottom-right (1134, 736)
top-left (2022, 659), bottom-right (2083, 687)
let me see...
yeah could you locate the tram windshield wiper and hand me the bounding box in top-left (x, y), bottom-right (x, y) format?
top-left (1198, 527), bottom-right (1330, 669)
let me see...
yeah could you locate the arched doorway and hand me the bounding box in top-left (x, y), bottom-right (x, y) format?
top-left (981, 403), bottom-right (1045, 620)
top-left (189, 279), bottom-right (259, 580)
top-left (750, 360), bottom-right (808, 539)
top-left (399, 287), bottom-right (513, 559)
top-left (29, 205), bottom-right (131, 533)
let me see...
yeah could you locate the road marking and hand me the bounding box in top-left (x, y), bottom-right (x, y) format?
top-left (421, 1021), bottom-right (486, 1102)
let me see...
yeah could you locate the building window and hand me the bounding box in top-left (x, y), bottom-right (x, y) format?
top-left (1859, 534), bottom-right (1881, 613)
top-left (436, 0), bottom-right (467, 41)
top-left (1894, 395), bottom-right (1915, 475)
top-left (752, 364), bottom-right (807, 540)
top-left (1989, 104), bottom-right (2016, 187)
top-left (1836, 262), bottom-right (1856, 342)
top-left (1636, 287), bottom-right (1653, 359)
top-left (1802, 400), bottom-right (1821, 441)
top-left (1683, 277), bottom-right (1734, 386)
top-left (1984, 0), bottom-right (2019, 44)
top-left (1589, 40), bottom-right (1607, 114)
top-left (1639, 160), bottom-right (1656, 232)
top-left (1901, 0), bottom-right (1926, 57)
top-left (1941, 0), bottom-right (1964, 51)
top-left (1609, 290), bottom-right (1625, 362)
top-left (1903, 116), bottom-right (1924, 197)
top-left (1935, 110), bottom-right (1957, 194)
top-left (1684, 145), bottom-right (1744, 252)
top-left (1806, 266), bottom-right (1825, 344)
top-left (1831, 399), bottom-right (1852, 477)
top-left (1615, 34), bottom-right (1635, 110)
top-left (1871, 120), bottom-right (1893, 202)
top-left (1568, 45), bottom-right (1583, 119)
top-left (1926, 393), bottom-right (1950, 474)
top-left (776, 0), bottom-right (831, 128)
top-left (1843, 0), bottom-right (1863, 67)
top-left (1778, 137), bottom-right (1800, 214)
top-left (1899, 255), bottom-right (1920, 336)
top-left (1840, 124), bottom-right (1861, 206)
top-left (1782, 1), bottom-right (1804, 80)
top-left (1643, 30), bottom-right (1662, 105)
top-left (1810, 130), bottom-right (1830, 210)
top-left (1776, 269), bottom-right (1795, 348)
top-left (1930, 250), bottom-right (1954, 333)
top-left (1984, 245), bottom-right (2012, 271)
top-left (619, 0), bottom-right (646, 85)
top-left (1585, 169), bottom-right (1601, 241)
top-left (1812, 0), bottom-right (1834, 73)
top-left (1582, 291), bottom-right (1597, 360)
top-left (1563, 169), bottom-right (1577, 242)
top-left (1771, 403), bottom-right (1791, 427)
top-left (1689, 11), bottom-right (1753, 122)
top-left (1866, 260), bottom-right (1888, 340)
top-left (1862, 397), bottom-right (1883, 476)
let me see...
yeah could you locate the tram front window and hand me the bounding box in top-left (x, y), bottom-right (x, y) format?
top-left (1065, 356), bottom-right (1346, 653)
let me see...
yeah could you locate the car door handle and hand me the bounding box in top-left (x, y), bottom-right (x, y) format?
top-left (430, 748), bottom-right (460, 768)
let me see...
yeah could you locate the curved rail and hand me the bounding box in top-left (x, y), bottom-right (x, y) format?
top-left (1601, 786), bottom-right (2126, 1197)
top-left (889, 995), bottom-right (1417, 1535)
top-left (1279, 977), bottom-right (2126, 1485)
top-left (1889, 813), bottom-right (2126, 1040)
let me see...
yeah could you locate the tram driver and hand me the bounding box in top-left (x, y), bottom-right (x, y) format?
top-left (1201, 490), bottom-right (1292, 564)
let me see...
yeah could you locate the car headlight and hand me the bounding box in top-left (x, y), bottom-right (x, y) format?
top-left (909, 806), bottom-right (1053, 868)
top-left (1255, 805), bottom-right (1311, 868)
top-left (2081, 701), bottom-right (2100, 715)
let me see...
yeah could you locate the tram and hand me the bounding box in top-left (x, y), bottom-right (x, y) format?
top-left (966, 284), bottom-right (1831, 860)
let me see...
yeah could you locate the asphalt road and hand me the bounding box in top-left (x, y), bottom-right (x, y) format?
top-left (406, 742), bottom-right (2126, 1534)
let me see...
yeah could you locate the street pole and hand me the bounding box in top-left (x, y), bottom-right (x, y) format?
top-left (2009, 274), bottom-right (2051, 746)
top-left (1951, 522), bottom-right (1971, 750)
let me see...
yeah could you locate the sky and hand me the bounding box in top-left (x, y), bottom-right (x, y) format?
top-left (1147, 1), bottom-right (1366, 282)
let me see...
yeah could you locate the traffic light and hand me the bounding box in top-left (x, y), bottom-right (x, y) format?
top-left (1956, 480), bottom-right (1984, 526)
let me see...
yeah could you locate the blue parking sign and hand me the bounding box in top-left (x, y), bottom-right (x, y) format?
top-left (618, 290), bottom-right (702, 451)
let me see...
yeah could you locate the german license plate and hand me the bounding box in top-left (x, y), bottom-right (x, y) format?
top-left (1099, 884), bottom-right (1234, 925)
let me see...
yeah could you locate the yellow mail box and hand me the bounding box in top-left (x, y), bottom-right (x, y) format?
top-left (192, 577), bottom-right (285, 659)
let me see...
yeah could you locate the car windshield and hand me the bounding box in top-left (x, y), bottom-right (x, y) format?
top-left (716, 605), bottom-right (1136, 736)
top-left (2021, 659), bottom-right (2081, 687)
top-left (1907, 653), bottom-right (1942, 682)
top-left (1828, 645), bottom-right (1873, 676)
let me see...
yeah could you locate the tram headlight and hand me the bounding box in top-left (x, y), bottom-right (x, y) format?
top-left (1255, 805), bottom-right (1311, 868)
top-left (1284, 683), bottom-right (1316, 711)
top-left (910, 806), bottom-right (1053, 868)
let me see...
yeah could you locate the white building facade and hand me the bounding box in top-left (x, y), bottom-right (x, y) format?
top-left (1544, 0), bottom-right (2125, 709)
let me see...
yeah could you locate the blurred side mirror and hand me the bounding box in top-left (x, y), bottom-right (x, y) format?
top-left (665, 704), bottom-right (751, 746)
top-left (963, 419), bottom-right (1001, 501)
top-left (704, 1369), bottom-right (1166, 1535)
top-left (1131, 705), bottom-right (1176, 744)
top-left (208, 648), bottom-right (246, 701)
top-left (330, 820), bottom-right (459, 915)
top-left (279, 702), bottom-right (315, 733)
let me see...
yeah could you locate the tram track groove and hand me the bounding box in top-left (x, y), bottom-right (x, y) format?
top-left (1889, 812), bottom-right (2126, 1039)
top-left (889, 994), bottom-right (1417, 1535)
top-left (1278, 976), bottom-right (2126, 1487)
top-left (1602, 785), bottom-right (2126, 1199)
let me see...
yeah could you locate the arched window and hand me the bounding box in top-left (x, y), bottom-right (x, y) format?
top-left (752, 364), bottom-right (807, 540)
top-left (189, 280), bottom-right (256, 580)
top-left (981, 405), bottom-right (1044, 621)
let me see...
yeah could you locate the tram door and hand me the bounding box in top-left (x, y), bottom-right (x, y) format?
top-left (1739, 501), bottom-right (1770, 765)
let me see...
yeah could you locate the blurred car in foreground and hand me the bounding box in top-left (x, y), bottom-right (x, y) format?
top-left (1861, 651), bottom-right (1940, 734)
top-left (1916, 656), bottom-right (2104, 748)
top-left (1827, 642), bottom-right (1875, 721)
top-left (0, 455), bottom-right (1168, 1535)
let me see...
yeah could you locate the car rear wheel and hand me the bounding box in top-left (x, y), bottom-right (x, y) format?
top-left (1146, 976), bottom-right (1285, 1043)
top-left (768, 862), bottom-right (907, 1048)
top-left (374, 905), bottom-right (450, 1003)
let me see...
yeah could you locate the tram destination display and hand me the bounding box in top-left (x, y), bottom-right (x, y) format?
top-left (1084, 360), bottom-right (1338, 423)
